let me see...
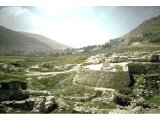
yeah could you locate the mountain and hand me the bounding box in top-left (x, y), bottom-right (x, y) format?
top-left (21, 32), bottom-right (68, 50)
top-left (0, 26), bottom-right (68, 56)
top-left (110, 15), bottom-right (160, 45)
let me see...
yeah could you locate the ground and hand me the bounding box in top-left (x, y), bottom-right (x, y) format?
top-left (0, 46), bottom-right (160, 113)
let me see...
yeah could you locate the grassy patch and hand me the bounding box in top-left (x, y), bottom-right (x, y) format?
top-left (85, 100), bottom-right (116, 109)
top-left (63, 84), bottom-right (95, 97)
top-left (29, 72), bottom-right (74, 91)
top-left (114, 47), bottom-right (160, 53)
top-left (0, 72), bottom-right (26, 81)
top-left (144, 91), bottom-right (160, 106)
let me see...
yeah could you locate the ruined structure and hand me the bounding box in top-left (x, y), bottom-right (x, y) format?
top-left (74, 68), bottom-right (130, 90)
top-left (0, 80), bottom-right (57, 113)
top-left (74, 52), bottom-right (160, 90)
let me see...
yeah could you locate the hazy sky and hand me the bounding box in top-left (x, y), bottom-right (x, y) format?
top-left (0, 6), bottom-right (160, 48)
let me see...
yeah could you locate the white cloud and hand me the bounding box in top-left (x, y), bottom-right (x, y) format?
top-left (37, 18), bottom-right (109, 47)
top-left (99, 12), bottom-right (106, 19)
top-left (0, 7), bottom-right (38, 31)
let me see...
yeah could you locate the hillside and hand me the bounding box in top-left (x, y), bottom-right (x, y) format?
top-left (21, 32), bottom-right (68, 50)
top-left (110, 15), bottom-right (160, 46)
top-left (124, 15), bottom-right (160, 44)
top-left (0, 26), bottom-right (68, 56)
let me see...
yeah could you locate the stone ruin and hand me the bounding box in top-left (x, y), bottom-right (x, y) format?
top-left (74, 52), bottom-right (160, 90)
top-left (0, 80), bottom-right (57, 113)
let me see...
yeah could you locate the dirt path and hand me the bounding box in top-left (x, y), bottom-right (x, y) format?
top-left (25, 64), bottom-right (80, 76)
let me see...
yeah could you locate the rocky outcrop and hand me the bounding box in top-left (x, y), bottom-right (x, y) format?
top-left (0, 80), bottom-right (27, 90)
top-left (44, 96), bottom-right (57, 113)
top-left (0, 80), bottom-right (57, 113)
top-left (0, 80), bottom-right (29, 101)
top-left (2, 64), bottom-right (20, 72)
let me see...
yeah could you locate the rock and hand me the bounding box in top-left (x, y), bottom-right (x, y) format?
top-left (74, 102), bottom-right (81, 107)
top-left (113, 95), bottom-right (131, 106)
top-left (102, 91), bottom-right (115, 101)
top-left (136, 102), bottom-right (151, 109)
top-left (132, 106), bottom-right (144, 113)
top-left (2, 64), bottom-right (8, 69)
top-left (32, 96), bottom-right (46, 113)
top-left (44, 96), bottom-right (57, 113)
top-left (8, 65), bottom-right (19, 71)
top-left (32, 96), bottom-right (57, 113)
top-left (108, 109), bottom-right (133, 114)
top-left (0, 80), bottom-right (27, 90)
top-left (149, 54), bottom-right (160, 62)
top-left (2, 98), bottom-right (35, 110)
top-left (0, 80), bottom-right (29, 101)
top-left (27, 90), bottom-right (51, 96)
top-left (0, 79), bottom-right (57, 113)
top-left (56, 98), bottom-right (69, 111)
top-left (2, 64), bottom-right (19, 71)
top-left (0, 90), bottom-right (29, 101)
top-left (72, 106), bottom-right (92, 113)
top-left (0, 104), bottom-right (6, 113)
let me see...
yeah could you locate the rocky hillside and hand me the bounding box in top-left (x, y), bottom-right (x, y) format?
top-left (0, 26), bottom-right (68, 56)
top-left (110, 15), bottom-right (160, 45)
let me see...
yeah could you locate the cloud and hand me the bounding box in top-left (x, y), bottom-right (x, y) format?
top-left (0, 7), bottom-right (36, 31)
top-left (54, 19), bottom-right (109, 47)
top-left (99, 12), bottom-right (106, 19)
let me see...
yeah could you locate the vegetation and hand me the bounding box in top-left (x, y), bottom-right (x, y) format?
top-left (0, 15), bottom-right (160, 113)
top-left (85, 100), bottom-right (116, 109)
top-left (114, 65), bottom-right (123, 72)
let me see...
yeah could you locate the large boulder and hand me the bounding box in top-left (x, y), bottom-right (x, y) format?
top-left (32, 96), bottom-right (57, 113)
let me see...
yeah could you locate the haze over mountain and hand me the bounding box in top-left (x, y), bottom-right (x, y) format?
top-left (21, 32), bottom-right (68, 50)
top-left (0, 26), bottom-right (68, 56)
top-left (0, 6), bottom-right (160, 47)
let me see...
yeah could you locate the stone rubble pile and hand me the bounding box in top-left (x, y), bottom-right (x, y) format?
top-left (0, 80), bottom-right (57, 113)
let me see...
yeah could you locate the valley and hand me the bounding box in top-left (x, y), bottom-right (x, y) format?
top-left (0, 46), bottom-right (160, 113)
top-left (0, 8), bottom-right (160, 114)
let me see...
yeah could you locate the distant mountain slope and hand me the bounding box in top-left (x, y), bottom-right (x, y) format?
top-left (0, 26), bottom-right (68, 56)
top-left (21, 32), bottom-right (68, 50)
top-left (110, 15), bottom-right (160, 45)
top-left (124, 15), bottom-right (160, 45)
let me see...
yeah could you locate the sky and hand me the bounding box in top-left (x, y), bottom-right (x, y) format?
top-left (0, 6), bottom-right (160, 48)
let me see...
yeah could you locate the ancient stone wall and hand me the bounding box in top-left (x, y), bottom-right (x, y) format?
top-left (74, 68), bottom-right (130, 90)
top-left (128, 62), bottom-right (160, 74)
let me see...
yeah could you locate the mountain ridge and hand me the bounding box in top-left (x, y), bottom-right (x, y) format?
top-left (124, 15), bottom-right (160, 45)
top-left (0, 25), bottom-right (68, 56)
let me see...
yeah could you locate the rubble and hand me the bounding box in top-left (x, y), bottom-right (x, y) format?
top-left (0, 80), bottom-right (57, 113)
